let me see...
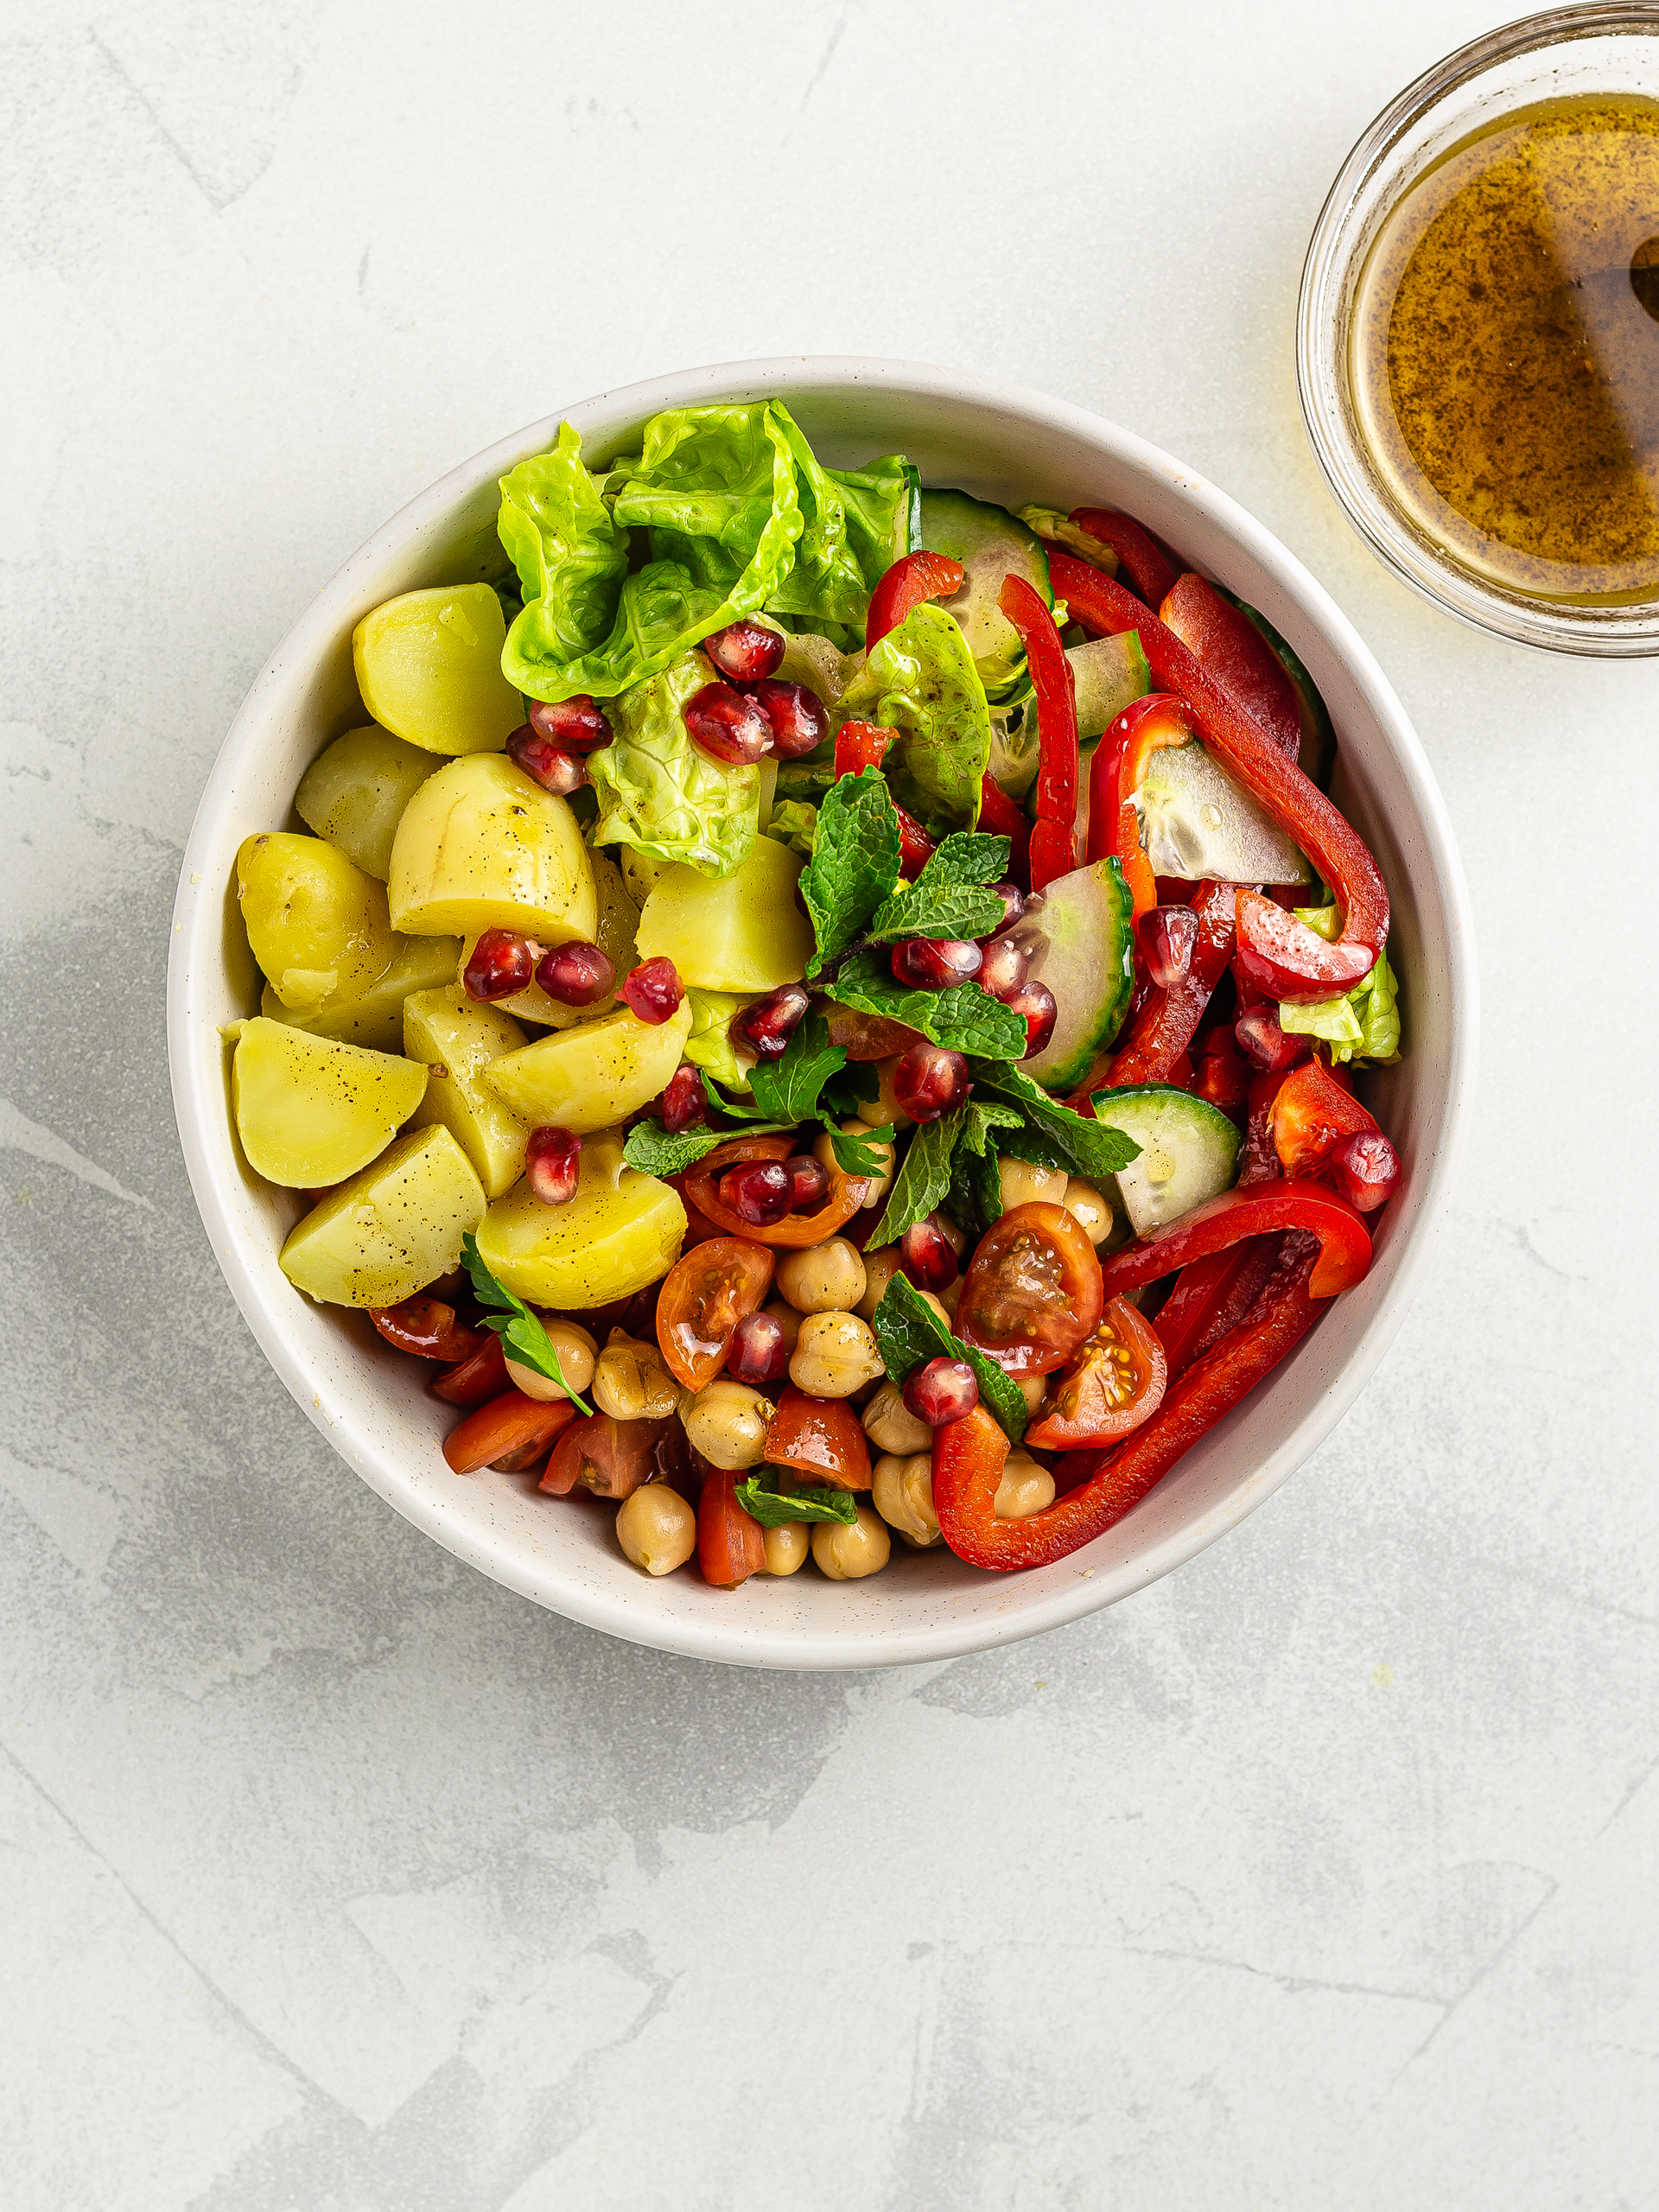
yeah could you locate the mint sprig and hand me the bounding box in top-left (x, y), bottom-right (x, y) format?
top-left (826, 950), bottom-right (1028, 1059)
top-left (747, 1009), bottom-right (847, 1124)
top-left (869, 1273), bottom-right (1028, 1445)
top-left (800, 769), bottom-right (903, 977)
top-left (735, 1475), bottom-right (859, 1528)
top-left (460, 1231), bottom-right (594, 1415)
top-left (866, 832), bottom-right (1011, 944)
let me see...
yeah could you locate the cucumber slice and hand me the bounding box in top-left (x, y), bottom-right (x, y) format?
top-left (1085, 1085), bottom-right (1242, 1235)
top-left (918, 489), bottom-right (1052, 695)
top-left (1006, 860), bottom-right (1135, 1092)
top-left (1069, 632), bottom-right (1152, 741)
top-left (1136, 739), bottom-right (1313, 887)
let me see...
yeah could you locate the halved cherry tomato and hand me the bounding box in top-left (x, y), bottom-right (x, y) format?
top-left (1271, 1058), bottom-right (1377, 1178)
top-left (430, 1334), bottom-right (509, 1406)
top-left (764, 1387), bottom-right (872, 1491)
top-left (1026, 1295), bottom-right (1166, 1448)
top-left (443, 1390), bottom-right (577, 1475)
top-left (541, 1414), bottom-right (669, 1498)
top-left (370, 1298), bottom-right (486, 1363)
top-left (697, 1466), bottom-right (767, 1586)
top-left (895, 804), bottom-right (936, 879)
top-left (955, 1202), bottom-right (1104, 1377)
top-left (655, 1236), bottom-right (776, 1391)
top-left (683, 1136), bottom-right (863, 1249)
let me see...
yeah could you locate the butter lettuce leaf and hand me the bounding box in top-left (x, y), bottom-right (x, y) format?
top-left (767, 423), bottom-right (916, 632)
top-left (836, 601), bottom-right (992, 836)
top-left (1279, 908), bottom-right (1402, 1065)
top-left (588, 653), bottom-right (763, 878)
top-left (681, 986), bottom-right (764, 1090)
top-left (497, 423), bottom-right (629, 681)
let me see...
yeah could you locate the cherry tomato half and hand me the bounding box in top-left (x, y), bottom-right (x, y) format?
top-left (764, 1387), bottom-right (872, 1492)
top-left (541, 1413), bottom-right (670, 1498)
top-left (955, 1202), bottom-right (1104, 1378)
top-left (697, 1465), bottom-right (767, 1587)
top-left (655, 1236), bottom-right (776, 1391)
top-left (442, 1390), bottom-right (576, 1475)
top-left (683, 1136), bottom-right (863, 1249)
top-left (1026, 1295), bottom-right (1166, 1449)
top-left (370, 1297), bottom-right (486, 1363)
top-left (1270, 1058), bottom-right (1376, 1178)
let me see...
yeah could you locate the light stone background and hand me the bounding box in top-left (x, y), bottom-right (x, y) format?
top-left (3, 2), bottom-right (1657, 2206)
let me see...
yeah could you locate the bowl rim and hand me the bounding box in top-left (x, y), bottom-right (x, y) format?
top-left (167, 354), bottom-right (1478, 1669)
top-left (1295, 2), bottom-right (1659, 658)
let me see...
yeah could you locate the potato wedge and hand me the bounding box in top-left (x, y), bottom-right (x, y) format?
top-left (296, 724), bottom-right (446, 880)
top-left (232, 1017), bottom-right (427, 1187)
top-left (259, 933), bottom-right (461, 1052)
top-left (280, 1126), bottom-right (486, 1307)
top-left (403, 985), bottom-right (529, 1199)
top-left (236, 832), bottom-right (397, 1012)
top-left (455, 849), bottom-right (638, 1027)
top-left (352, 582), bottom-right (523, 755)
top-left (474, 1128), bottom-right (685, 1309)
top-left (633, 835), bottom-right (812, 991)
top-left (387, 753), bottom-right (596, 944)
top-left (483, 996), bottom-right (692, 1133)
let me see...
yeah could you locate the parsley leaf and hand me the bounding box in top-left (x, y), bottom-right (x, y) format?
top-left (829, 1122), bottom-right (896, 1176)
top-left (869, 1274), bottom-right (1028, 1445)
top-left (696, 1072), bottom-right (776, 1124)
top-left (735, 1476), bottom-right (859, 1528)
top-left (461, 1231), bottom-right (594, 1414)
top-left (827, 950), bottom-right (1028, 1058)
top-left (866, 831), bottom-right (1012, 944)
top-left (965, 1060), bottom-right (1143, 1179)
top-left (747, 1009), bottom-right (846, 1124)
top-left (799, 769), bottom-right (902, 977)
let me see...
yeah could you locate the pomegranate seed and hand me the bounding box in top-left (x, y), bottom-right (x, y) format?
top-left (661, 1064), bottom-right (705, 1135)
top-left (1235, 1004), bottom-right (1313, 1071)
top-left (899, 1218), bottom-right (958, 1292)
top-left (891, 938), bottom-right (983, 989)
top-left (976, 935), bottom-right (1028, 1001)
top-left (683, 682), bottom-right (772, 765)
top-left (464, 929), bottom-right (535, 1001)
top-left (1326, 1128), bottom-right (1400, 1211)
top-left (902, 1357), bottom-right (980, 1427)
top-left (784, 1154), bottom-right (829, 1212)
top-left (703, 620), bottom-right (785, 683)
top-left (892, 1043), bottom-right (970, 1123)
top-left (717, 1160), bottom-right (791, 1227)
top-left (732, 982), bottom-right (809, 1059)
top-left (621, 958), bottom-right (684, 1025)
top-left (505, 726), bottom-right (588, 795)
top-left (525, 1126), bottom-right (582, 1205)
top-left (528, 695), bottom-right (613, 753)
top-left (988, 881), bottom-right (1025, 936)
top-left (748, 679), bottom-right (828, 759)
top-left (1006, 980), bottom-right (1058, 1058)
top-left (535, 940), bottom-right (614, 1007)
top-left (727, 1309), bottom-right (791, 1386)
top-left (1141, 903), bottom-right (1198, 988)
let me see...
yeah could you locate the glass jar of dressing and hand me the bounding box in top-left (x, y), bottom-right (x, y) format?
top-left (1299, 6), bottom-right (1659, 655)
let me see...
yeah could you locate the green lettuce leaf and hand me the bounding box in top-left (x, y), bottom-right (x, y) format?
top-left (827, 950), bottom-right (1027, 1058)
top-left (768, 798), bottom-right (817, 857)
top-left (497, 423), bottom-right (629, 679)
top-left (766, 418), bottom-right (894, 633)
top-left (836, 601), bottom-right (994, 836)
top-left (799, 769), bottom-right (903, 977)
top-left (1279, 912), bottom-right (1402, 1064)
top-left (588, 653), bottom-right (764, 878)
top-left (681, 986), bottom-right (764, 1090)
top-left (870, 1274), bottom-right (1028, 1445)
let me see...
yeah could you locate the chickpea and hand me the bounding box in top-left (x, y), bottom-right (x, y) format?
top-left (938, 1275), bottom-right (963, 1318)
top-left (861, 1380), bottom-right (933, 1456)
top-left (871, 1056), bottom-right (915, 1130)
top-left (814, 1119), bottom-right (896, 1206)
top-left (871, 1452), bottom-right (942, 1548)
top-left (592, 1329), bottom-right (679, 1421)
top-left (857, 1248), bottom-right (902, 1320)
top-left (1018, 1373), bottom-right (1047, 1417)
top-left (505, 1319), bottom-right (596, 1402)
top-left (682, 1378), bottom-right (774, 1469)
top-left (789, 1311), bottom-right (885, 1398)
top-left (998, 1157), bottom-right (1068, 1211)
top-left (812, 1501), bottom-right (892, 1580)
top-left (1063, 1177), bottom-right (1116, 1246)
top-left (763, 1299), bottom-right (802, 1355)
top-left (762, 1522), bottom-right (810, 1575)
top-left (615, 1483), bottom-right (696, 1575)
top-left (994, 1449), bottom-right (1056, 1520)
top-left (777, 1236), bottom-right (867, 1315)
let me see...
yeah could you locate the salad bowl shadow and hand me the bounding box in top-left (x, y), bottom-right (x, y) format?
top-left (168, 357), bottom-right (1477, 1672)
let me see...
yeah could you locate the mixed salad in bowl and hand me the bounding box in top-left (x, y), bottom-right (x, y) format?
top-left (227, 399), bottom-right (1402, 1589)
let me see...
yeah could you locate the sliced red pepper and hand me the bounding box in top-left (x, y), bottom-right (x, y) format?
top-left (1084, 693), bottom-right (1193, 921)
top-left (1193, 1022), bottom-right (1250, 1122)
top-left (1068, 508), bottom-right (1178, 607)
top-left (1071, 880), bottom-right (1236, 1099)
top-left (1240, 1071), bottom-right (1287, 1185)
top-left (764, 1387), bottom-right (871, 1491)
top-left (697, 1466), bottom-right (767, 1586)
top-left (835, 720), bottom-right (892, 779)
top-left (1153, 1236), bottom-right (1282, 1381)
top-left (430, 1333), bottom-right (509, 1406)
top-left (1271, 1058), bottom-right (1378, 1178)
top-left (370, 1298), bottom-right (486, 1363)
top-left (998, 574), bottom-right (1078, 891)
top-left (1046, 551), bottom-right (1388, 1001)
top-left (1098, 1183), bottom-right (1372, 1300)
top-left (442, 1390), bottom-right (578, 1476)
top-left (1159, 574), bottom-right (1301, 759)
top-left (933, 1235), bottom-right (1325, 1570)
top-left (865, 550), bottom-right (965, 654)
top-left (977, 772), bottom-right (1031, 888)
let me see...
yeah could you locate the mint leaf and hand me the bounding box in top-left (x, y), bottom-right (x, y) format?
top-left (799, 768), bottom-right (902, 977)
top-left (949, 1137), bottom-right (1003, 1243)
top-left (957, 1099), bottom-right (1024, 1154)
top-left (747, 1009), bottom-right (846, 1124)
top-left (869, 1274), bottom-right (1028, 1445)
top-left (624, 1118), bottom-right (792, 1175)
top-left (736, 1476), bottom-right (859, 1528)
top-left (820, 1058), bottom-right (881, 1121)
top-left (866, 1112), bottom-right (962, 1249)
top-left (966, 1060), bottom-right (1143, 1179)
top-left (866, 831), bottom-right (1011, 944)
top-left (829, 1122), bottom-right (895, 1176)
top-left (827, 950), bottom-right (1028, 1058)
top-left (460, 1231), bottom-right (594, 1414)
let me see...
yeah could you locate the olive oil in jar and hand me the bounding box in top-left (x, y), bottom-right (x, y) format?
top-left (1350, 94), bottom-right (1659, 604)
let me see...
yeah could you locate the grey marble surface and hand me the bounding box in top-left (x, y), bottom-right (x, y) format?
top-left (3, 3), bottom-right (1656, 2206)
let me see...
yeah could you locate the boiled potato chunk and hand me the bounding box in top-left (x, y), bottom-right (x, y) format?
top-left (633, 835), bottom-right (812, 990)
top-left (280, 1126), bottom-right (486, 1307)
top-left (474, 1128), bottom-right (685, 1310)
top-left (259, 933), bottom-right (462, 1052)
top-left (455, 849), bottom-right (638, 1027)
top-left (483, 996), bottom-right (692, 1133)
top-left (237, 832), bottom-right (397, 1012)
top-left (232, 1018), bottom-right (427, 1187)
top-left (352, 582), bottom-right (523, 755)
top-left (296, 724), bottom-right (446, 880)
top-left (387, 753), bottom-right (596, 944)
top-left (403, 985), bottom-right (529, 1200)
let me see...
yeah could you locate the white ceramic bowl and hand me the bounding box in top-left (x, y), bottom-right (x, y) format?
top-left (168, 357), bottom-right (1477, 1671)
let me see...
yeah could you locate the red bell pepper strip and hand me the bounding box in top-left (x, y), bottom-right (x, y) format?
top-left (895, 806), bottom-right (935, 879)
top-left (1068, 508), bottom-right (1178, 608)
top-left (865, 550), bottom-right (964, 654)
top-left (835, 721), bottom-right (892, 778)
top-left (1071, 880), bottom-right (1236, 1100)
top-left (977, 772), bottom-right (1031, 887)
top-left (998, 573), bottom-right (1078, 891)
top-left (1099, 1182), bottom-right (1372, 1300)
top-left (933, 1234), bottom-right (1325, 1570)
top-left (1084, 694), bottom-right (1193, 920)
top-left (1046, 550), bottom-right (1388, 1000)
top-left (1193, 1021), bottom-right (1250, 1122)
top-left (1159, 574), bottom-right (1301, 759)
top-left (1271, 1058), bottom-right (1377, 1177)
top-left (1153, 1235), bottom-right (1282, 1381)
top-left (1240, 1071), bottom-right (1287, 1185)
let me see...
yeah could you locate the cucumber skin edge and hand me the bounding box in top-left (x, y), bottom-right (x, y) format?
top-left (1026, 857), bottom-right (1135, 1094)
